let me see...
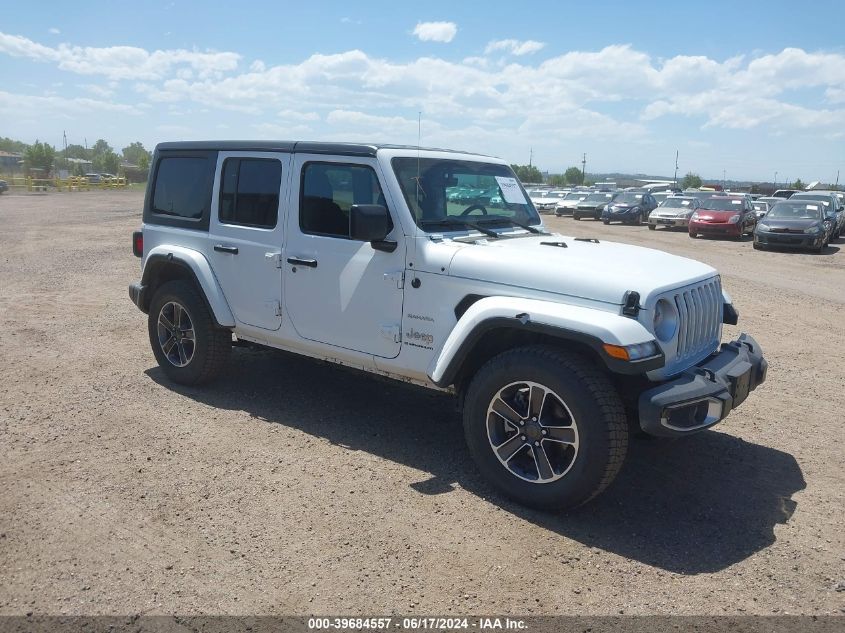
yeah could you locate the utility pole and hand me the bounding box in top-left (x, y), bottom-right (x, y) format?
top-left (581, 153), bottom-right (586, 184)
top-left (723, 169), bottom-right (726, 191)
top-left (835, 169), bottom-right (840, 189)
top-left (773, 171), bottom-right (777, 193)
top-left (63, 130), bottom-right (68, 177)
top-left (528, 147), bottom-right (533, 168)
top-left (673, 150), bottom-right (679, 189)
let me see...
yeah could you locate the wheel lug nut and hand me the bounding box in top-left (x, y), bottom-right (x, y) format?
top-left (532, 417), bottom-right (537, 422)
top-left (534, 441), bottom-right (540, 446)
top-left (519, 420), bottom-right (525, 426)
top-left (541, 429), bottom-right (547, 436)
top-left (520, 435), bottom-right (526, 441)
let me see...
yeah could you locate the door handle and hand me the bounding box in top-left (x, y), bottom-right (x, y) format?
top-left (214, 244), bottom-right (239, 254)
top-left (286, 257), bottom-right (318, 268)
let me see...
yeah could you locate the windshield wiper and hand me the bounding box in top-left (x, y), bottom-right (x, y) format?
top-left (477, 217), bottom-right (546, 234)
top-left (420, 218), bottom-right (500, 238)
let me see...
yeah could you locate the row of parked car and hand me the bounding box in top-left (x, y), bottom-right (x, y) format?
top-left (525, 186), bottom-right (844, 253)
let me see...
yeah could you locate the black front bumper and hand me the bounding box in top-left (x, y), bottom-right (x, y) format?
top-left (638, 334), bottom-right (767, 438)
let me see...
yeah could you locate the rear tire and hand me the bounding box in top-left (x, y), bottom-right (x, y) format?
top-left (602, 219), bottom-right (610, 225)
top-left (462, 345), bottom-right (628, 510)
top-left (148, 280), bottom-right (231, 385)
top-left (648, 224), bottom-right (656, 231)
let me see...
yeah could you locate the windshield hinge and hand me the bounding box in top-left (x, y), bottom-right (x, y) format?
top-left (384, 270), bottom-right (405, 289)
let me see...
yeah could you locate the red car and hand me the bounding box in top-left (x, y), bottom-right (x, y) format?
top-left (688, 196), bottom-right (757, 239)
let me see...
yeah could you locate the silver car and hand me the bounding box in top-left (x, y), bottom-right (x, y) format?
top-left (648, 196), bottom-right (702, 230)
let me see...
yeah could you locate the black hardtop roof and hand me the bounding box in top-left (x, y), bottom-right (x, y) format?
top-left (154, 140), bottom-right (489, 158)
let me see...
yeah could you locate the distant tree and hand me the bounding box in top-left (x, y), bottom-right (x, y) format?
top-left (681, 172), bottom-right (702, 189)
top-left (138, 152), bottom-right (150, 172)
top-left (564, 166), bottom-right (584, 185)
top-left (510, 164), bottom-right (543, 183)
top-left (0, 136), bottom-right (28, 153)
top-left (791, 178), bottom-right (805, 190)
top-left (65, 144), bottom-right (91, 160)
top-left (94, 150), bottom-right (121, 174)
top-left (91, 139), bottom-right (113, 157)
top-left (548, 174), bottom-right (567, 187)
top-left (23, 140), bottom-right (56, 174)
top-left (750, 183), bottom-right (761, 194)
top-left (122, 141), bottom-right (151, 167)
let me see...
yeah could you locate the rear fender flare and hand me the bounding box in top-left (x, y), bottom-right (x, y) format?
top-left (142, 245), bottom-right (235, 327)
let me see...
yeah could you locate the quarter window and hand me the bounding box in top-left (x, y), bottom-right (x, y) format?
top-left (219, 158), bottom-right (282, 229)
top-left (152, 157), bottom-right (212, 219)
top-left (300, 162), bottom-right (391, 238)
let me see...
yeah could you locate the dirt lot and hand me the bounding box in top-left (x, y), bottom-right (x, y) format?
top-left (0, 190), bottom-right (843, 616)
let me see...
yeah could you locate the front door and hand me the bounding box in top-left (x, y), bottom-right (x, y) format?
top-left (208, 151), bottom-right (290, 331)
top-left (283, 155), bottom-right (405, 358)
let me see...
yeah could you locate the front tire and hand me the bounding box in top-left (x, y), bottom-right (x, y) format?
top-left (148, 280), bottom-right (231, 385)
top-left (462, 346), bottom-right (628, 510)
top-left (648, 224), bottom-right (656, 231)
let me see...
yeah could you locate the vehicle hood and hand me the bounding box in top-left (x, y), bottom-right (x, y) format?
top-left (446, 233), bottom-right (717, 306)
top-left (556, 199), bottom-right (583, 208)
top-left (758, 218), bottom-right (821, 231)
top-left (577, 201), bottom-right (609, 209)
top-left (652, 206), bottom-right (693, 217)
top-left (606, 202), bottom-right (639, 212)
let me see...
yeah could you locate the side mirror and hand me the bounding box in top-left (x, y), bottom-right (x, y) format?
top-left (350, 204), bottom-right (393, 246)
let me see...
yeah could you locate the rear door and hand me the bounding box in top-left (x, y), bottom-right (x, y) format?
top-left (208, 151), bottom-right (290, 331)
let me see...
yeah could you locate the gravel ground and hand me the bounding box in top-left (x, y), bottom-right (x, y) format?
top-left (0, 190), bottom-right (843, 616)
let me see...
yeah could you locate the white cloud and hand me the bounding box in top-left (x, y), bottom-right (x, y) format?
top-left (0, 32), bottom-right (240, 80)
top-left (48, 27), bottom-right (60, 35)
top-left (2, 29), bottom-right (845, 172)
top-left (0, 90), bottom-right (142, 116)
top-left (412, 21), bottom-right (457, 43)
top-left (485, 39), bottom-right (546, 56)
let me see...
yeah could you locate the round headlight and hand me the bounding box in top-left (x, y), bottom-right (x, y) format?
top-left (653, 298), bottom-right (678, 342)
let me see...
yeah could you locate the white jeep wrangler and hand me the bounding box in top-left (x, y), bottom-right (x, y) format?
top-left (129, 141), bottom-right (767, 509)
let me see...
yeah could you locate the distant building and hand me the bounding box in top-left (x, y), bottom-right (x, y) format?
top-left (0, 150), bottom-right (24, 173)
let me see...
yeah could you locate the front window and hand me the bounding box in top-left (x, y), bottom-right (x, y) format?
top-left (701, 197), bottom-right (745, 211)
top-left (582, 193), bottom-right (614, 204)
top-left (392, 158), bottom-right (540, 230)
top-left (613, 193), bottom-right (644, 205)
top-left (564, 192), bottom-right (586, 201)
top-left (661, 197), bottom-right (693, 208)
top-left (767, 203), bottom-right (823, 220)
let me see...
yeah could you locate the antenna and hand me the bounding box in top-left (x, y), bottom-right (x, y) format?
top-left (673, 149), bottom-right (679, 188)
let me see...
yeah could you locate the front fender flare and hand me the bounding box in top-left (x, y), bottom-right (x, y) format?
top-left (142, 245), bottom-right (235, 327)
top-left (427, 296), bottom-right (662, 387)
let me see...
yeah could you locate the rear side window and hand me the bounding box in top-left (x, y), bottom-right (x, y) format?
top-left (152, 157), bottom-right (211, 219)
top-left (219, 158), bottom-right (282, 229)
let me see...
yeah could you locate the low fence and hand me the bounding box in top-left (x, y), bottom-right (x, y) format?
top-left (2, 176), bottom-right (130, 192)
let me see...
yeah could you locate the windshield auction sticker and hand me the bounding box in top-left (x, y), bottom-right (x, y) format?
top-left (495, 176), bottom-right (527, 204)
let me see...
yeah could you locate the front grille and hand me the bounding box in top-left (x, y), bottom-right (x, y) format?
top-left (671, 277), bottom-right (722, 363)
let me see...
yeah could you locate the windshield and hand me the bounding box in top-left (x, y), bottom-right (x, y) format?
top-left (613, 193), bottom-right (644, 205)
top-left (752, 202), bottom-right (768, 211)
top-left (767, 202), bottom-right (823, 220)
top-left (565, 192), bottom-right (587, 201)
top-left (792, 194), bottom-right (832, 206)
top-left (702, 197), bottom-right (744, 211)
top-left (392, 158), bottom-right (540, 230)
top-left (661, 197), bottom-right (693, 208)
top-left (583, 193), bottom-right (614, 204)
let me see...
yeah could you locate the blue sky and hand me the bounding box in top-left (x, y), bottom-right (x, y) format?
top-left (1, 0), bottom-right (844, 182)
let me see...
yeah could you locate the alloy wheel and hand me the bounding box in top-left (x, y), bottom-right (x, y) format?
top-left (486, 381), bottom-right (579, 484)
top-left (157, 301), bottom-right (196, 367)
